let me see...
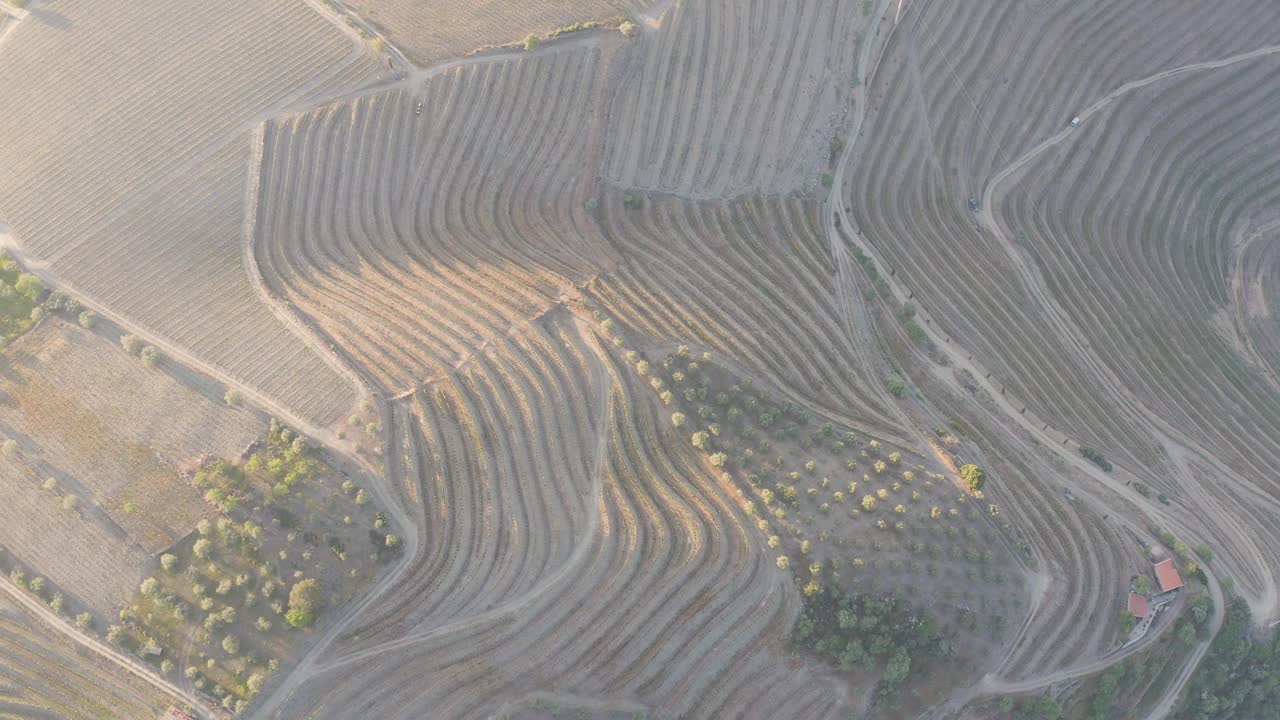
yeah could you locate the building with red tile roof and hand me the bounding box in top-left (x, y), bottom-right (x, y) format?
top-left (1127, 591), bottom-right (1149, 618)
top-left (1154, 558), bottom-right (1184, 593)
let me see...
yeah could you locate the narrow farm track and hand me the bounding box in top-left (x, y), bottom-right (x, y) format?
top-left (604, 0), bottom-right (864, 198)
top-left (257, 316), bottom-right (843, 719)
top-left (255, 40), bottom-right (618, 396)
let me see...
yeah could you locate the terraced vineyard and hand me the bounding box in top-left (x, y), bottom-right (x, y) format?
top-left (255, 42), bottom-right (616, 394)
top-left (0, 595), bottom-right (171, 719)
top-left (262, 312), bottom-right (849, 718)
top-left (0, 0), bottom-right (384, 427)
top-left (846, 0), bottom-right (1280, 619)
top-left (603, 0), bottom-right (864, 198)
top-left (587, 193), bottom-right (901, 441)
top-left (2, 0), bottom-right (1279, 716)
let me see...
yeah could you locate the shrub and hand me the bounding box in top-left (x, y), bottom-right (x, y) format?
top-left (29, 306), bottom-right (46, 322)
top-left (224, 389), bottom-right (242, 407)
top-left (75, 613), bottom-right (94, 630)
top-left (221, 634), bottom-right (240, 655)
top-left (0, 438), bottom-right (17, 457)
top-left (690, 431), bottom-right (709, 449)
top-left (105, 625), bottom-right (126, 645)
top-left (159, 554), bottom-right (178, 573)
top-left (78, 310), bottom-right (97, 329)
top-left (619, 20), bottom-right (637, 37)
top-left (120, 334), bottom-right (143, 356)
top-left (355, 489), bottom-right (369, 505)
top-left (140, 346), bottom-right (159, 368)
top-left (886, 378), bottom-right (905, 397)
top-left (523, 33), bottom-right (541, 51)
top-left (61, 495), bottom-right (79, 512)
top-left (1079, 447), bottom-right (1112, 472)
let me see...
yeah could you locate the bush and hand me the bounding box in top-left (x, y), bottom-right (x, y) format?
top-left (1080, 446), bottom-right (1112, 472)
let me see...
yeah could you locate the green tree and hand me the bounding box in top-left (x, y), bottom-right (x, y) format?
top-left (286, 578), bottom-right (322, 628)
top-left (883, 647), bottom-right (911, 685)
top-left (192, 538), bottom-right (212, 560)
top-left (120, 334), bottom-right (143, 356)
top-left (78, 310), bottom-right (97, 329)
top-left (1119, 610), bottom-right (1137, 633)
top-left (14, 273), bottom-right (42, 301)
top-left (75, 612), bottom-right (94, 630)
top-left (1134, 574), bottom-right (1152, 595)
top-left (960, 464), bottom-right (985, 492)
top-left (523, 33), bottom-right (541, 51)
top-left (140, 346), bottom-right (159, 368)
top-left (160, 554), bottom-right (179, 573)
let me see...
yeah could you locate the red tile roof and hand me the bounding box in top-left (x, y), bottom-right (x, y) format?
top-left (1154, 558), bottom-right (1184, 592)
top-left (1128, 591), bottom-right (1149, 618)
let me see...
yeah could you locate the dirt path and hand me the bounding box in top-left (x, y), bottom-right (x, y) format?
top-left (0, 574), bottom-right (220, 719)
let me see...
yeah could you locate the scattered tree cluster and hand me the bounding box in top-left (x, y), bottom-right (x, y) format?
top-left (792, 586), bottom-right (952, 704)
top-left (0, 252), bottom-right (45, 342)
top-left (1175, 598), bottom-right (1280, 719)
